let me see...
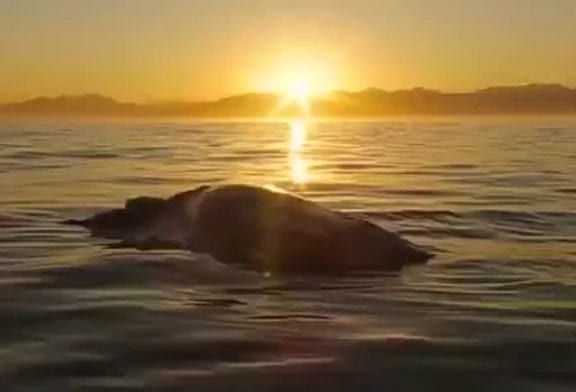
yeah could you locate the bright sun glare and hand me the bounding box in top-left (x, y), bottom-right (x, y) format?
top-left (289, 119), bottom-right (310, 185)
top-left (273, 76), bottom-right (320, 116)
top-left (256, 61), bottom-right (338, 116)
top-left (282, 79), bottom-right (313, 114)
top-left (286, 80), bottom-right (312, 104)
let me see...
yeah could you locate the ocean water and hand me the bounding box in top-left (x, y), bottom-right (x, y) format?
top-left (1, 117), bottom-right (576, 391)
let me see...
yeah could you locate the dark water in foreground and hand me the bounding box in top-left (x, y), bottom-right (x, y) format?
top-left (1, 118), bottom-right (576, 391)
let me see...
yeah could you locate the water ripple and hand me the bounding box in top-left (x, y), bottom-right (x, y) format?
top-left (1, 118), bottom-right (576, 389)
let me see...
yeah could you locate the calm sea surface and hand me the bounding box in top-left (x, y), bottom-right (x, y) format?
top-left (1, 118), bottom-right (576, 390)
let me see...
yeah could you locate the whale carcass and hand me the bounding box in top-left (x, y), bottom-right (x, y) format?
top-left (65, 184), bottom-right (433, 274)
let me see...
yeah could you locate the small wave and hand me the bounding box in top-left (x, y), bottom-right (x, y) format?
top-left (535, 126), bottom-right (569, 132)
top-left (425, 163), bottom-right (480, 170)
top-left (0, 213), bottom-right (36, 228)
top-left (16, 252), bottom-right (259, 290)
top-left (374, 188), bottom-right (468, 197)
top-left (363, 209), bottom-right (461, 221)
top-left (7, 334), bottom-right (576, 390)
top-left (555, 188), bottom-right (576, 194)
top-left (4, 149), bottom-right (120, 160)
top-left (366, 208), bottom-right (576, 233)
top-left (399, 227), bottom-right (496, 239)
top-left (248, 313), bottom-right (332, 321)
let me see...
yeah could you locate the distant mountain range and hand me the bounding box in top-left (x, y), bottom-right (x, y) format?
top-left (1, 84), bottom-right (575, 118)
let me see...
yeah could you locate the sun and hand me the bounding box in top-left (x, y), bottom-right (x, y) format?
top-left (253, 60), bottom-right (339, 116)
top-left (287, 80), bottom-right (312, 106)
top-left (283, 79), bottom-right (313, 114)
top-left (273, 74), bottom-right (325, 116)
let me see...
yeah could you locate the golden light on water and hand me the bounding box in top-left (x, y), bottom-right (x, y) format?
top-left (271, 70), bottom-right (317, 184)
top-left (288, 119), bottom-right (310, 185)
top-left (257, 64), bottom-right (326, 184)
top-left (290, 155), bottom-right (309, 185)
top-left (290, 118), bottom-right (307, 151)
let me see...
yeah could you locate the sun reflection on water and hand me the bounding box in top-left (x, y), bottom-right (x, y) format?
top-left (290, 118), bottom-right (307, 152)
top-left (289, 119), bottom-right (310, 185)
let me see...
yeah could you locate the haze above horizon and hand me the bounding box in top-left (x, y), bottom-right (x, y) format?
top-left (1, 0), bottom-right (575, 102)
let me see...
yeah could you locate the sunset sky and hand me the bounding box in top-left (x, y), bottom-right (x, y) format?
top-left (1, 0), bottom-right (575, 102)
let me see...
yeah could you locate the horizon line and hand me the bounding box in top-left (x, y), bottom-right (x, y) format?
top-left (2, 82), bottom-right (575, 106)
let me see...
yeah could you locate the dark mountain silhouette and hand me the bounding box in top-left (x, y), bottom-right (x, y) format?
top-left (1, 84), bottom-right (575, 118)
top-left (317, 84), bottom-right (576, 115)
top-left (0, 94), bottom-right (138, 116)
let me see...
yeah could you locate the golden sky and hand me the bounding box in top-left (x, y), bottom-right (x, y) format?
top-left (1, 0), bottom-right (575, 102)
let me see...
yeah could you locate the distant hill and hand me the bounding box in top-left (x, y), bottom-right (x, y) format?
top-left (1, 84), bottom-right (575, 118)
top-left (0, 94), bottom-right (138, 116)
top-left (317, 84), bottom-right (576, 116)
